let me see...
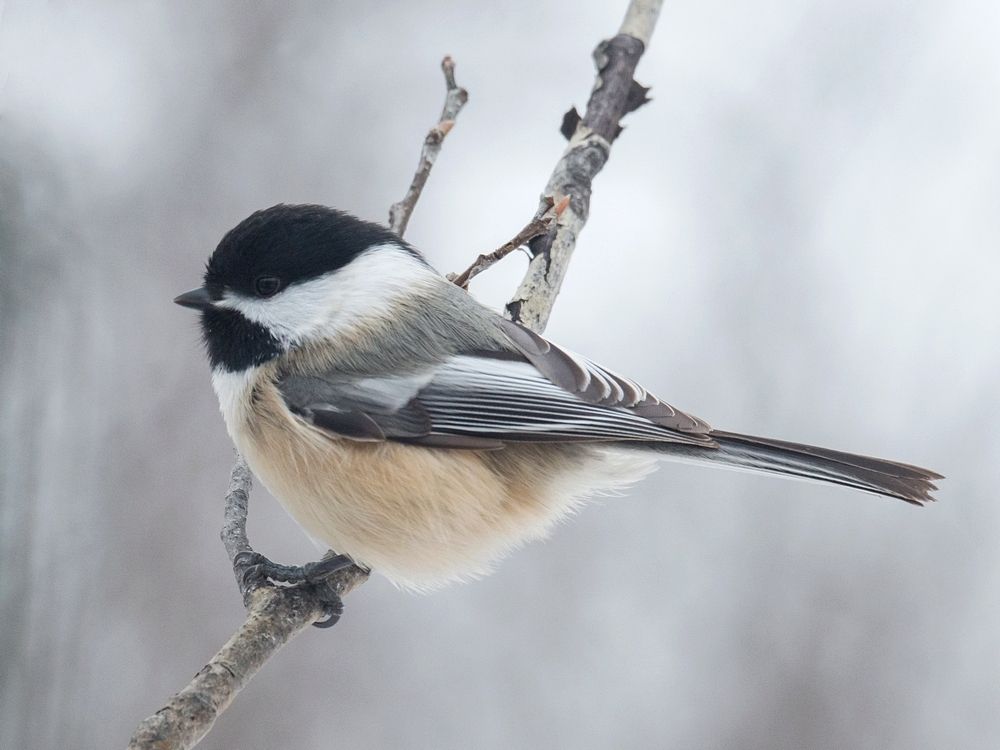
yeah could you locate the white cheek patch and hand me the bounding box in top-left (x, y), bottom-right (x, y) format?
top-left (219, 271), bottom-right (342, 346)
top-left (216, 243), bottom-right (435, 346)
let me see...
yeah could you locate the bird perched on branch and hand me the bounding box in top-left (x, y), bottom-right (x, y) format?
top-left (175, 203), bottom-right (941, 590)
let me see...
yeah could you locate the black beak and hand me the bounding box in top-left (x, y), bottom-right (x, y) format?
top-left (173, 287), bottom-right (215, 310)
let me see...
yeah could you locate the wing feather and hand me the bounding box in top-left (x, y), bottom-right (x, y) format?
top-left (415, 356), bottom-right (711, 445)
top-left (277, 321), bottom-right (713, 447)
top-left (497, 319), bottom-right (711, 435)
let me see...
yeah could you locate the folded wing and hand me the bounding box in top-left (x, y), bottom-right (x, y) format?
top-left (277, 320), bottom-right (713, 449)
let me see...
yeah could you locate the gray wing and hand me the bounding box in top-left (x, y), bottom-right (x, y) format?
top-left (278, 319), bottom-right (714, 448)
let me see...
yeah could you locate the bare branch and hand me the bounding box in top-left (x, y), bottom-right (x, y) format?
top-left (219, 454), bottom-right (254, 600)
top-left (126, 575), bottom-right (368, 750)
top-left (506, 0), bottom-right (664, 332)
top-left (449, 195), bottom-right (570, 289)
top-left (388, 56), bottom-right (469, 236)
top-left (128, 460), bottom-right (370, 750)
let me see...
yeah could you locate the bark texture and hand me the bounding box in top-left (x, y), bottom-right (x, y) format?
top-left (506, 0), bottom-right (663, 331)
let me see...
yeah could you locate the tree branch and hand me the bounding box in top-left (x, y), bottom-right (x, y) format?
top-left (388, 56), bottom-right (469, 236)
top-left (448, 195), bottom-right (570, 289)
top-left (505, 0), bottom-right (663, 331)
top-left (129, 2), bottom-right (663, 745)
top-left (127, 460), bottom-right (370, 750)
top-left (126, 573), bottom-right (367, 750)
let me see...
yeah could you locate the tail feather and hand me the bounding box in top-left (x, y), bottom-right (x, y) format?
top-left (652, 431), bottom-right (941, 506)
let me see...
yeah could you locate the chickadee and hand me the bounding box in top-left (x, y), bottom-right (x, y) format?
top-left (175, 203), bottom-right (941, 590)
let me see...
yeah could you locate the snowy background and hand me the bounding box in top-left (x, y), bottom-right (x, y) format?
top-left (2, 1), bottom-right (998, 748)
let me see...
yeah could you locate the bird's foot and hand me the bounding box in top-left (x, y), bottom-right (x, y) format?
top-left (232, 550), bottom-right (356, 628)
top-left (234, 550), bottom-right (355, 586)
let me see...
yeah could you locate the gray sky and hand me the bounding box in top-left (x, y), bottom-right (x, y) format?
top-left (2, 1), bottom-right (998, 748)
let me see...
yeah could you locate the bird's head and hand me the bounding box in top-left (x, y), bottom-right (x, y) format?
top-left (174, 204), bottom-right (430, 372)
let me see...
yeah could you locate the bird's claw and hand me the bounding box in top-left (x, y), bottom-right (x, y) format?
top-left (233, 551), bottom-right (353, 586)
top-left (232, 550), bottom-right (355, 628)
top-left (233, 550), bottom-right (270, 592)
top-left (310, 583), bottom-right (344, 628)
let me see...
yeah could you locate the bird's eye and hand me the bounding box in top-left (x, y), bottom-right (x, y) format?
top-left (253, 276), bottom-right (282, 298)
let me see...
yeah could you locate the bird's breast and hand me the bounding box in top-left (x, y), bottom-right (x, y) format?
top-left (218, 374), bottom-right (656, 590)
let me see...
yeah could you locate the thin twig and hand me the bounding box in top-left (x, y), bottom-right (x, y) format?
top-left (388, 56), bottom-right (469, 236)
top-left (449, 195), bottom-right (570, 289)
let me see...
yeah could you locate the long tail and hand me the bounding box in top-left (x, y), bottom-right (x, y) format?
top-left (651, 431), bottom-right (942, 505)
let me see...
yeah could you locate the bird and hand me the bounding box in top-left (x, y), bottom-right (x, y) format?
top-left (175, 203), bottom-right (941, 591)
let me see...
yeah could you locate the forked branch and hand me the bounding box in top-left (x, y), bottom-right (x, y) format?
top-left (449, 195), bottom-right (570, 289)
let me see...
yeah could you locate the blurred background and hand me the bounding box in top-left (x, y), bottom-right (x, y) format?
top-left (2, 1), bottom-right (997, 748)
